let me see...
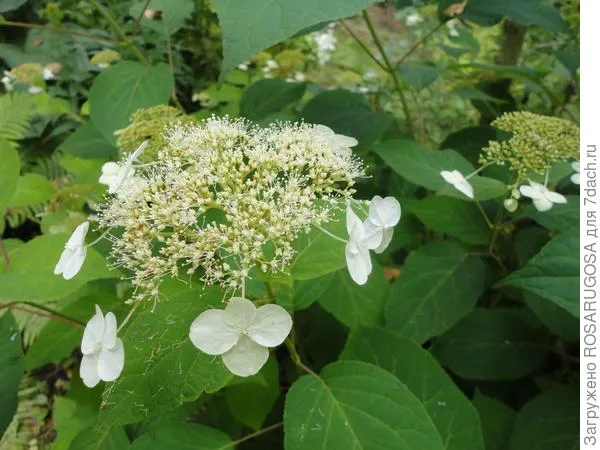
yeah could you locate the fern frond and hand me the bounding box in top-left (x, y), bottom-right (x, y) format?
top-left (5, 204), bottom-right (45, 230)
top-left (0, 93), bottom-right (35, 147)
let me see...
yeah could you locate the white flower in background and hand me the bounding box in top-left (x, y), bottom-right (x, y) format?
top-left (313, 26), bottom-right (337, 66)
top-left (364, 196), bottom-right (401, 253)
top-left (405, 12), bottom-right (423, 27)
top-left (314, 125), bottom-right (358, 155)
top-left (1, 71), bottom-right (14, 91)
top-left (571, 161), bottom-right (580, 185)
top-left (42, 67), bottom-right (54, 80)
top-left (440, 170), bottom-right (474, 199)
top-left (189, 298), bottom-right (292, 377)
top-left (446, 19), bottom-right (460, 37)
top-left (54, 221), bottom-right (89, 280)
top-left (99, 141), bottom-right (147, 194)
top-left (97, 63), bottom-right (109, 70)
top-left (345, 206), bottom-right (380, 285)
top-left (237, 62), bottom-right (249, 71)
top-left (263, 59), bottom-right (279, 78)
top-left (80, 305), bottom-right (125, 388)
top-left (28, 86), bottom-right (42, 95)
top-left (519, 181), bottom-right (567, 212)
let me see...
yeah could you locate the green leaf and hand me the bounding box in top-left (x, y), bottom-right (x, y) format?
top-left (501, 230), bottom-right (578, 317)
top-left (0, 141), bottom-right (20, 207)
top-left (61, 122), bottom-right (118, 159)
top-left (432, 309), bottom-right (547, 380)
top-left (129, 423), bottom-right (232, 449)
top-left (0, 312), bottom-right (24, 438)
top-left (440, 126), bottom-right (498, 165)
top-left (25, 293), bottom-right (121, 370)
top-left (302, 90), bottom-right (393, 144)
top-left (341, 328), bottom-right (485, 450)
top-left (508, 385), bottom-right (578, 450)
top-left (290, 207), bottom-right (346, 280)
top-left (226, 356), bottom-right (279, 430)
top-left (0, 0), bottom-right (27, 13)
top-left (52, 397), bottom-right (97, 450)
top-left (213, 0), bottom-right (378, 75)
top-left (97, 288), bottom-right (232, 430)
top-left (239, 79), bottom-right (306, 120)
top-left (69, 425), bottom-right (129, 450)
top-left (318, 263), bottom-right (388, 328)
top-left (397, 62), bottom-right (443, 90)
top-left (409, 196), bottom-right (491, 245)
top-left (7, 173), bottom-right (54, 207)
top-left (129, 0), bottom-right (195, 36)
top-left (284, 360), bottom-right (445, 450)
top-left (0, 234), bottom-right (113, 303)
top-left (386, 242), bottom-right (485, 343)
top-left (524, 293), bottom-right (579, 342)
top-left (473, 391), bottom-right (515, 450)
top-left (89, 62), bottom-right (173, 144)
top-left (519, 196), bottom-right (579, 232)
top-left (373, 140), bottom-right (506, 200)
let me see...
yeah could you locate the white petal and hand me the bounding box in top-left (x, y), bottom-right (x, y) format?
top-left (533, 197), bottom-right (553, 212)
top-left (80, 353), bottom-right (100, 388)
top-left (455, 179), bottom-right (474, 199)
top-left (130, 140), bottom-right (148, 160)
top-left (97, 339), bottom-right (124, 382)
top-left (362, 218), bottom-right (383, 250)
top-left (81, 305), bottom-right (105, 355)
top-left (221, 335), bottom-right (269, 377)
top-left (54, 247), bottom-right (74, 275)
top-left (224, 297), bottom-right (256, 330)
top-left (333, 134), bottom-right (358, 148)
top-left (66, 222), bottom-right (89, 248)
top-left (247, 304), bottom-right (292, 347)
top-left (440, 170), bottom-right (458, 184)
top-left (346, 206), bottom-right (361, 235)
top-left (61, 246), bottom-right (87, 280)
top-left (314, 124), bottom-right (335, 138)
top-left (570, 173), bottom-right (580, 185)
top-left (519, 184), bottom-right (541, 200)
top-left (571, 161), bottom-right (580, 172)
top-left (189, 309), bottom-right (241, 355)
top-left (99, 162), bottom-right (120, 184)
top-left (546, 191), bottom-right (567, 204)
top-left (374, 227), bottom-right (394, 254)
top-left (345, 242), bottom-right (372, 285)
top-left (370, 196), bottom-right (401, 227)
top-left (102, 312), bottom-right (118, 349)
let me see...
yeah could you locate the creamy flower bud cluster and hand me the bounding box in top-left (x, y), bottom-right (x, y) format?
top-left (97, 117), bottom-right (364, 300)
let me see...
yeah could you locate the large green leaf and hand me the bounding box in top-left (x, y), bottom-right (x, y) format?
top-left (341, 328), bottom-right (485, 450)
top-left (318, 263), bottom-right (388, 328)
top-left (213, 0), bottom-right (378, 75)
top-left (302, 90), bottom-right (393, 144)
top-left (0, 234), bottom-right (113, 303)
top-left (52, 397), bottom-right (98, 450)
top-left (519, 197), bottom-right (579, 232)
top-left (129, 0), bottom-right (195, 36)
top-left (386, 241), bottom-right (485, 343)
top-left (524, 293), bottom-right (579, 342)
top-left (0, 141), bottom-right (20, 207)
top-left (225, 356), bottom-right (279, 430)
top-left (501, 230), bottom-right (578, 317)
top-left (69, 425), bottom-right (129, 450)
top-left (239, 79), bottom-right (306, 120)
top-left (284, 360), bottom-right (445, 450)
top-left (97, 288), bottom-right (232, 430)
top-left (0, 312), bottom-right (24, 438)
top-left (373, 140), bottom-right (506, 200)
top-left (89, 62), bottom-right (173, 143)
top-left (408, 196), bottom-right (491, 245)
top-left (397, 62), bottom-right (443, 90)
top-left (473, 391), bottom-right (515, 450)
top-left (129, 423), bottom-right (232, 449)
top-left (508, 385), bottom-right (578, 450)
top-left (61, 122), bottom-right (118, 159)
top-left (432, 309), bottom-right (547, 380)
top-left (7, 173), bottom-right (54, 207)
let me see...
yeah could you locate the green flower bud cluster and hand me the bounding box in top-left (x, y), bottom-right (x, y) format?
top-left (115, 105), bottom-right (196, 163)
top-left (10, 63), bottom-right (44, 84)
top-left (480, 111), bottom-right (579, 180)
top-left (90, 49), bottom-right (121, 67)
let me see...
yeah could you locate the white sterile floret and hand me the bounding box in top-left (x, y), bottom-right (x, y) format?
top-left (54, 221), bottom-right (89, 280)
top-left (313, 125), bottom-right (358, 156)
top-left (440, 170), bottom-right (474, 199)
top-left (571, 161), bottom-right (580, 185)
top-left (345, 206), bottom-right (379, 285)
top-left (519, 181), bottom-right (567, 212)
top-left (189, 297), bottom-right (292, 377)
top-left (97, 118), bottom-right (364, 300)
top-left (80, 305), bottom-right (125, 387)
top-left (364, 196), bottom-right (401, 253)
top-left (99, 141), bottom-right (147, 194)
